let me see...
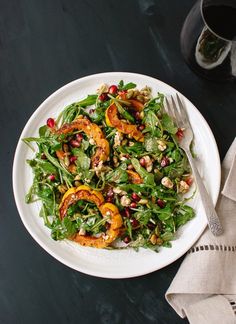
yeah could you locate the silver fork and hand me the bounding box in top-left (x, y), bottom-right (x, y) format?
top-left (165, 93), bottom-right (223, 236)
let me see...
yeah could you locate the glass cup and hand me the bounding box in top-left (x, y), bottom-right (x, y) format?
top-left (180, 0), bottom-right (236, 81)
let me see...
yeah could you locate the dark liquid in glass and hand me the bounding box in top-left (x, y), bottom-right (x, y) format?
top-left (180, 1), bottom-right (236, 81)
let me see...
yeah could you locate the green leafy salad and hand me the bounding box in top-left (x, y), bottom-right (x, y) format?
top-left (24, 80), bottom-right (195, 251)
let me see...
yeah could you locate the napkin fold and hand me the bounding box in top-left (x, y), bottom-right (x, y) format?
top-left (166, 138), bottom-right (236, 324)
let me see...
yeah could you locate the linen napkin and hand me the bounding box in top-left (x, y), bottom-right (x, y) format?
top-left (166, 138), bottom-right (236, 324)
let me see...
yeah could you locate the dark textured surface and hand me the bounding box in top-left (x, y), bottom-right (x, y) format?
top-left (0, 0), bottom-right (236, 323)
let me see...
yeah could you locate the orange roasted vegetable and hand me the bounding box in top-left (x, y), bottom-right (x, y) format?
top-left (56, 118), bottom-right (110, 168)
top-left (59, 186), bottom-right (123, 248)
top-left (127, 170), bottom-right (143, 184)
top-left (128, 99), bottom-right (144, 112)
top-left (105, 103), bottom-right (144, 142)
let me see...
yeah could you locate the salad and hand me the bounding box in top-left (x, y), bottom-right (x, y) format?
top-left (24, 80), bottom-right (195, 251)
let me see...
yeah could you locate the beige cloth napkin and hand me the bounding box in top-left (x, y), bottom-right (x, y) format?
top-left (166, 138), bottom-right (236, 324)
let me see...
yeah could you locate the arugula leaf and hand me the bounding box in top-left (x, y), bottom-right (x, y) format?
top-left (175, 205), bottom-right (195, 228)
top-left (131, 158), bottom-right (155, 186)
top-left (106, 165), bottom-right (128, 184)
top-left (118, 80), bottom-right (136, 91)
top-left (161, 113), bottom-right (178, 134)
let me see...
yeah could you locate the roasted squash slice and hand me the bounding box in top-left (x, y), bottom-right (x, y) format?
top-left (56, 119), bottom-right (110, 168)
top-left (59, 186), bottom-right (123, 248)
top-left (105, 103), bottom-right (144, 142)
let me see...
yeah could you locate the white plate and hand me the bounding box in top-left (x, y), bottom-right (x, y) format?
top-left (13, 72), bottom-right (221, 278)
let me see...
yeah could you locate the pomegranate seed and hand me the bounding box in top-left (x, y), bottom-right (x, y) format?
top-left (186, 177), bottom-right (193, 186)
top-left (76, 133), bottom-right (83, 141)
top-left (41, 153), bottom-right (47, 160)
top-left (108, 85), bottom-right (118, 95)
top-left (127, 164), bottom-right (134, 170)
top-left (48, 174), bottom-right (55, 181)
top-left (176, 128), bottom-right (184, 140)
top-left (123, 236), bottom-right (131, 244)
top-left (138, 124), bottom-right (145, 131)
top-left (131, 193), bottom-right (140, 202)
top-left (99, 93), bottom-right (108, 101)
top-left (130, 202), bottom-right (137, 208)
top-left (139, 158), bottom-right (146, 167)
top-left (106, 197), bottom-right (114, 203)
top-left (157, 198), bottom-right (165, 208)
top-left (124, 207), bottom-right (131, 218)
top-left (89, 109), bottom-right (95, 114)
top-left (107, 188), bottom-right (114, 197)
top-left (134, 111), bottom-right (140, 119)
top-left (70, 139), bottom-right (81, 148)
top-left (70, 156), bottom-right (77, 163)
top-left (130, 218), bottom-right (139, 228)
top-left (160, 157), bottom-right (170, 167)
top-left (46, 118), bottom-right (55, 128)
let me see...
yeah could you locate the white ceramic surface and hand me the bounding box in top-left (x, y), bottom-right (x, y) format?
top-left (13, 72), bottom-right (221, 278)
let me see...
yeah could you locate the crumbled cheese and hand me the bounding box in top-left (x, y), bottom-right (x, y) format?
top-left (79, 228), bottom-right (86, 236)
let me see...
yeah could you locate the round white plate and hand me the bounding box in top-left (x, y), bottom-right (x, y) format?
top-left (13, 72), bottom-right (221, 278)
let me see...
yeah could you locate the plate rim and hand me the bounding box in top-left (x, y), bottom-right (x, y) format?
top-left (12, 72), bottom-right (221, 278)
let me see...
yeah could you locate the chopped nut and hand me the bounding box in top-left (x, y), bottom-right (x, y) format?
top-left (139, 198), bottom-right (148, 205)
top-left (114, 131), bottom-right (123, 147)
top-left (178, 180), bottom-right (190, 193)
top-left (89, 138), bottom-right (95, 145)
top-left (74, 181), bottom-right (81, 187)
top-left (120, 195), bottom-right (131, 207)
top-left (63, 143), bottom-right (69, 152)
top-left (74, 174), bottom-right (81, 181)
top-left (143, 155), bottom-right (153, 172)
top-left (161, 177), bottom-right (174, 189)
top-left (156, 238), bottom-right (163, 245)
top-left (113, 187), bottom-right (127, 195)
top-left (97, 83), bottom-right (108, 94)
top-left (157, 140), bottom-right (167, 152)
top-left (136, 95), bottom-right (144, 102)
top-left (79, 228), bottom-right (86, 236)
top-left (64, 156), bottom-right (70, 167)
top-left (58, 184), bottom-right (67, 194)
top-left (126, 89), bottom-right (134, 99)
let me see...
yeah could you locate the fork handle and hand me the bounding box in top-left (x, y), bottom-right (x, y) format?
top-left (185, 150), bottom-right (223, 236)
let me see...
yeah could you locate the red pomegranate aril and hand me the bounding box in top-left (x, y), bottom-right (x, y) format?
top-left (124, 207), bottom-right (131, 218)
top-left (139, 158), bottom-right (146, 167)
top-left (46, 118), bottom-right (55, 128)
top-left (130, 218), bottom-right (139, 228)
top-left (123, 236), bottom-right (131, 244)
top-left (134, 111), bottom-right (140, 119)
top-left (76, 133), bottom-right (83, 141)
top-left (130, 202), bottom-right (137, 208)
top-left (138, 124), bottom-right (145, 131)
top-left (127, 164), bottom-right (134, 170)
top-left (89, 109), bottom-right (95, 114)
top-left (176, 128), bottom-right (184, 140)
top-left (108, 85), bottom-right (118, 95)
top-left (41, 153), bottom-right (47, 160)
top-left (70, 139), bottom-right (81, 148)
top-left (186, 177), bottom-right (193, 186)
top-left (99, 93), bottom-right (108, 101)
top-left (106, 197), bottom-right (114, 203)
top-left (48, 174), bottom-right (55, 181)
top-left (160, 157), bottom-right (170, 167)
top-left (70, 156), bottom-right (77, 163)
top-left (131, 193), bottom-right (140, 202)
top-left (157, 198), bottom-right (165, 208)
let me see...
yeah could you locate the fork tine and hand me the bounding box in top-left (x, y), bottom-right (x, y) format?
top-left (164, 97), bottom-right (174, 119)
top-left (170, 95), bottom-right (183, 128)
top-left (176, 93), bottom-right (190, 128)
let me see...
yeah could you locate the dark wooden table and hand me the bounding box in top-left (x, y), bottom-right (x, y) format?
top-left (1, 1), bottom-right (235, 323)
